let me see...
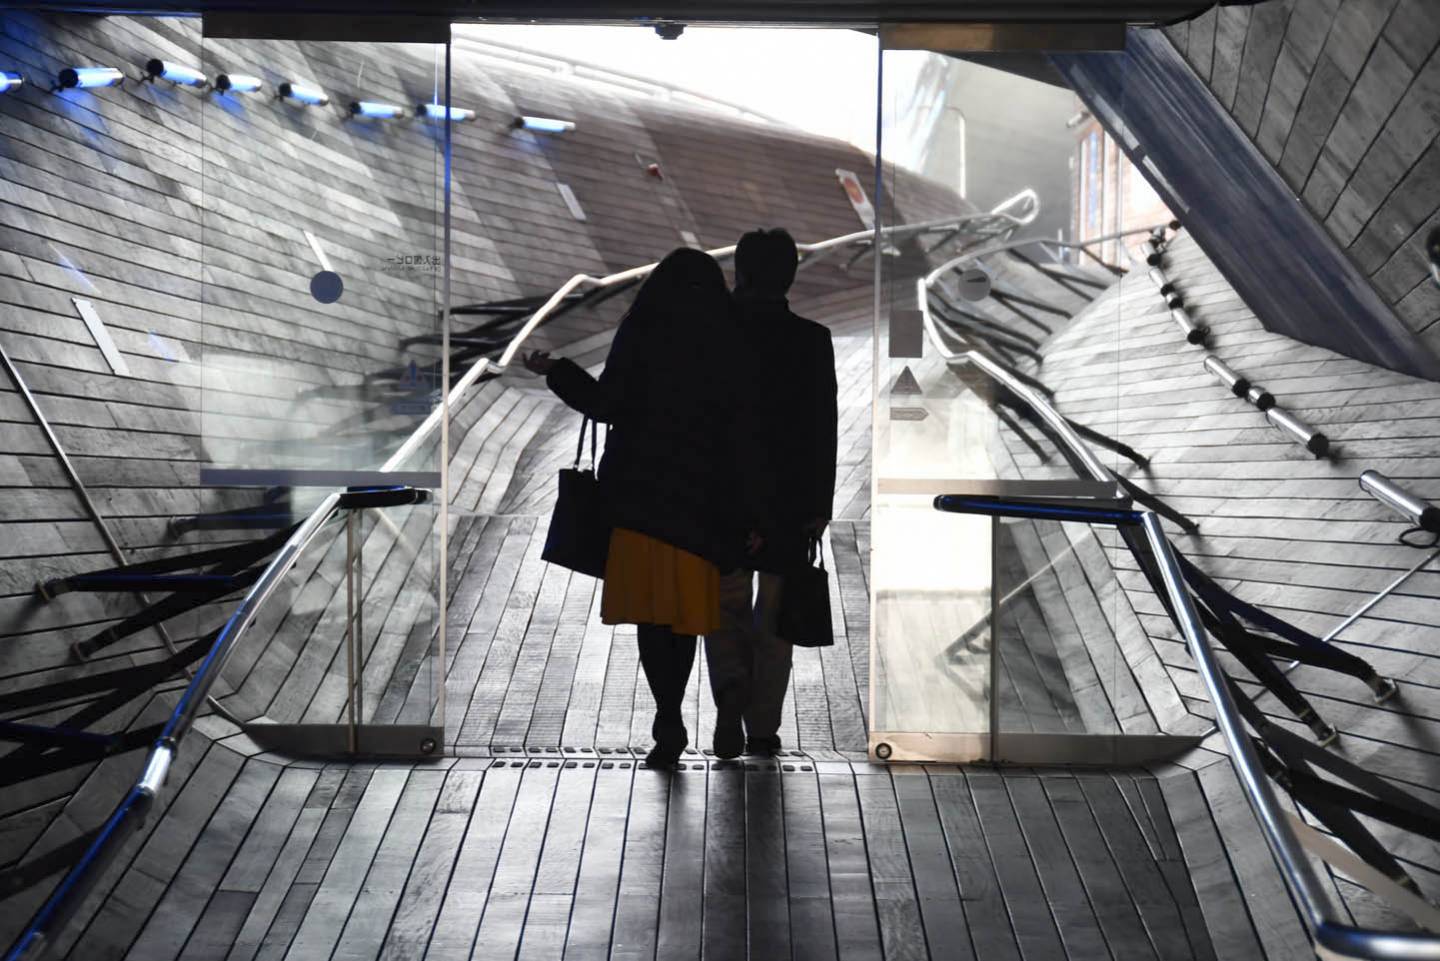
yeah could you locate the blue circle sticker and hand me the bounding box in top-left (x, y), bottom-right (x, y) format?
top-left (310, 270), bottom-right (343, 304)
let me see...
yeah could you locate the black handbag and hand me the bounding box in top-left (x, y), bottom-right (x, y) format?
top-left (777, 536), bottom-right (833, 648)
top-left (542, 417), bottom-right (611, 578)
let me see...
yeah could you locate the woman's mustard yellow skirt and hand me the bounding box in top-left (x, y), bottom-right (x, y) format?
top-left (601, 527), bottom-right (721, 636)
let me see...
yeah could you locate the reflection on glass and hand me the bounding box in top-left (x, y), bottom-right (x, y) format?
top-left (195, 35), bottom-right (449, 746)
top-left (198, 40), bottom-right (446, 480)
top-left (872, 499), bottom-right (990, 734)
top-left (992, 519), bottom-right (1122, 736)
top-left (872, 40), bottom-right (1139, 760)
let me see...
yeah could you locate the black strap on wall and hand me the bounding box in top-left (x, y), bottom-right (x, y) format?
top-left (172, 502), bottom-right (297, 535)
top-left (0, 632), bottom-right (214, 780)
top-left (0, 722), bottom-right (167, 788)
top-left (1194, 596), bottom-right (1331, 736)
top-left (1111, 470), bottom-right (1199, 532)
top-left (0, 632), bottom-right (214, 714)
top-left (74, 567), bottom-right (262, 659)
top-left (1177, 551), bottom-right (1382, 683)
top-left (994, 406), bottom-right (1052, 464)
top-left (0, 826), bottom-right (107, 897)
top-left (1064, 416), bottom-right (1149, 468)
top-left (42, 524), bottom-right (298, 597)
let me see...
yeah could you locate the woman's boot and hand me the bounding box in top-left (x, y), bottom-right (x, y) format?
top-left (638, 626), bottom-right (694, 767)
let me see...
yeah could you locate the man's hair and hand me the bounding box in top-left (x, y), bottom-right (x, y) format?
top-left (735, 228), bottom-right (799, 295)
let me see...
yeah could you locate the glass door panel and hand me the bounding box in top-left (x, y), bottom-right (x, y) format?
top-left (197, 25), bottom-right (450, 756)
top-left (872, 33), bottom-right (1138, 763)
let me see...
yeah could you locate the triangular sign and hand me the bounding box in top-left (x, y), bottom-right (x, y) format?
top-left (892, 366), bottom-right (923, 396)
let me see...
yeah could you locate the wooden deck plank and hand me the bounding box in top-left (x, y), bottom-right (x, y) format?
top-left (560, 586), bottom-right (617, 748)
top-left (328, 770), bottom-right (445, 961)
top-left (781, 767), bottom-right (838, 961)
top-left (375, 769), bottom-right (483, 961)
top-left (470, 763), bottom-right (561, 959)
top-left (743, 763), bottom-right (792, 960)
top-left (426, 764), bottom-right (522, 958)
top-left (610, 767), bottom-right (669, 961)
top-left (1073, 774), bottom-right (1203, 961)
top-left (657, 768), bottom-right (708, 960)
top-left (562, 761), bottom-right (632, 961)
top-left (702, 763), bottom-right (747, 961)
top-left (526, 574), bottom-right (599, 747)
top-left (818, 771), bottom-right (884, 961)
top-left (138, 760), bottom-right (284, 960)
top-left (1040, 776), bottom-right (1158, 961)
top-left (444, 519), bottom-right (531, 736)
top-left (516, 762), bottom-right (596, 961)
top-left (457, 526), bottom-right (549, 749)
top-left (1004, 775), bottom-right (1112, 961)
top-left (1155, 773), bottom-right (1266, 961)
top-left (282, 768), bottom-right (411, 961)
top-left (221, 771), bottom-right (342, 961)
top-left (966, 771), bottom-right (1066, 961)
top-left (928, 772), bottom-right (1022, 961)
top-left (892, 771), bottom-right (976, 960)
top-left (491, 560), bottom-right (572, 746)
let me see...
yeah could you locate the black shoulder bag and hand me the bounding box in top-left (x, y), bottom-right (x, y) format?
top-left (777, 535), bottom-right (834, 647)
top-left (541, 417), bottom-right (611, 578)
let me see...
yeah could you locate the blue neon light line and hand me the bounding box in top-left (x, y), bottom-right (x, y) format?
top-left (934, 495), bottom-right (1143, 526)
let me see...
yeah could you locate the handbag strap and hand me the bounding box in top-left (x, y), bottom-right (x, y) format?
top-left (573, 417), bottom-right (599, 470)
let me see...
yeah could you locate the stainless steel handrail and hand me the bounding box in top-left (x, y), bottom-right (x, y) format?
top-left (1141, 510), bottom-right (1440, 961)
top-left (923, 224), bottom-right (1163, 286)
top-left (5, 492), bottom-right (344, 961)
top-left (927, 282), bottom-right (1440, 959)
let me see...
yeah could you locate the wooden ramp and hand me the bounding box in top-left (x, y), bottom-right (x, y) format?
top-left (48, 732), bottom-right (1245, 961)
top-left (2, 308), bottom-right (1287, 961)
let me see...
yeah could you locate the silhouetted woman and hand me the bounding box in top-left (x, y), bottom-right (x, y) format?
top-left (524, 248), bottom-right (751, 768)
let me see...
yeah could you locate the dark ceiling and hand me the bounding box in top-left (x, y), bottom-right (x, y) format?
top-left (10, 1), bottom-right (1241, 28)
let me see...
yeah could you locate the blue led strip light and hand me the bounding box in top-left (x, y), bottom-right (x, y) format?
top-left (933, 494), bottom-right (1143, 527)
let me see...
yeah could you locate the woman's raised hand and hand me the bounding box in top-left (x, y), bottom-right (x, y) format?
top-left (523, 350), bottom-right (556, 375)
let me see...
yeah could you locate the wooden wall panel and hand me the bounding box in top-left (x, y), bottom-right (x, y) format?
top-left (1163, 0), bottom-right (1440, 350)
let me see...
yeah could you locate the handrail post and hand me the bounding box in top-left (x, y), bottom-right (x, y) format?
top-left (345, 510), bottom-right (359, 754)
top-left (988, 513), bottom-right (1001, 761)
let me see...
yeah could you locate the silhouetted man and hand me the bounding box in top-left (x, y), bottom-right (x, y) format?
top-left (706, 228), bottom-right (838, 758)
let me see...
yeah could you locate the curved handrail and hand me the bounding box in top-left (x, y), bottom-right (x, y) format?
top-left (4, 491), bottom-right (344, 961)
top-left (5, 202), bottom-right (1036, 961)
top-left (391, 202), bottom-right (1041, 472)
top-left (1141, 512), bottom-right (1440, 961)
top-left (927, 294), bottom-right (1440, 960)
top-left (924, 224), bottom-right (1162, 286)
top-left (986, 187), bottom-right (1040, 224)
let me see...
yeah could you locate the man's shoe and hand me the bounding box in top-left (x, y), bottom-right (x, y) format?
top-left (713, 688), bottom-right (745, 760)
top-left (745, 735), bottom-right (781, 757)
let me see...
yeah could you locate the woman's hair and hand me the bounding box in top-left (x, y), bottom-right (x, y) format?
top-left (626, 248), bottom-right (729, 328)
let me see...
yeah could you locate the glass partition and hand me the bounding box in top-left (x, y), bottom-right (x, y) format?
top-left (871, 35), bottom-right (1146, 763)
top-left (196, 29), bottom-right (450, 756)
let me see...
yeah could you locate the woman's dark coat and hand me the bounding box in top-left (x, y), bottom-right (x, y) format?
top-left (545, 295), bottom-right (755, 573)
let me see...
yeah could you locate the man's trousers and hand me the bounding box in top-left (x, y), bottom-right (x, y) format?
top-left (703, 568), bottom-right (792, 742)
